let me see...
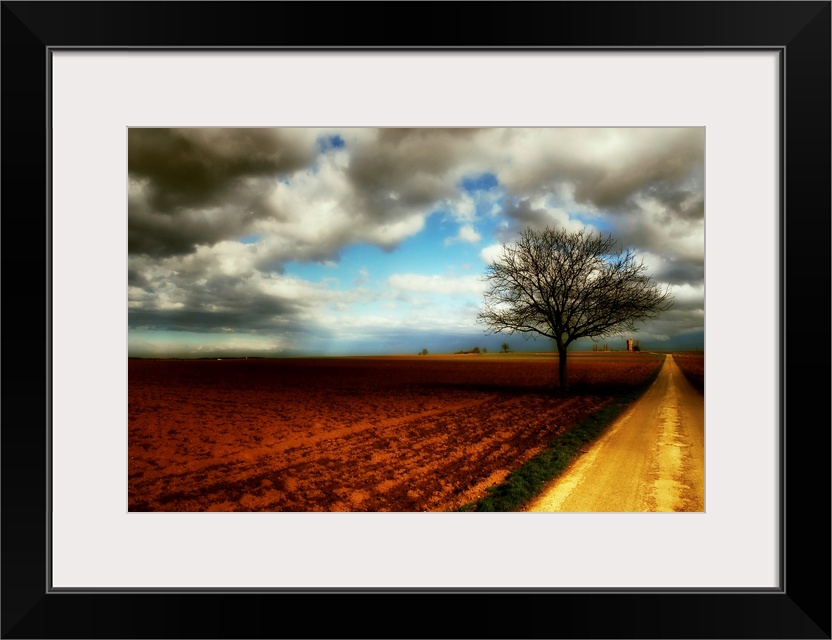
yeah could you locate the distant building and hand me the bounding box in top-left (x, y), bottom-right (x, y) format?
top-left (625, 339), bottom-right (633, 352)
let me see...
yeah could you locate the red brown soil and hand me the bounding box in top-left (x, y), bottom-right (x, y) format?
top-left (128, 353), bottom-right (663, 512)
top-left (672, 352), bottom-right (704, 393)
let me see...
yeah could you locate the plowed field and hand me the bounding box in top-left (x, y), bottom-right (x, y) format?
top-left (129, 353), bottom-right (663, 512)
top-left (672, 352), bottom-right (704, 393)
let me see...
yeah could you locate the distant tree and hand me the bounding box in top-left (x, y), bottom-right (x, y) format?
top-left (482, 347), bottom-right (488, 354)
top-left (471, 346), bottom-right (480, 354)
top-left (501, 342), bottom-right (510, 353)
top-left (478, 226), bottom-right (673, 389)
top-left (420, 348), bottom-right (429, 356)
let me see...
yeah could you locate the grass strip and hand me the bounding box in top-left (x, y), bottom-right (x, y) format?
top-left (457, 354), bottom-right (666, 512)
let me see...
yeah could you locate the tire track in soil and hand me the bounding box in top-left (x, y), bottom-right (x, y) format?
top-left (131, 394), bottom-right (602, 512)
top-left (133, 394), bottom-right (496, 481)
top-left (131, 394), bottom-right (501, 509)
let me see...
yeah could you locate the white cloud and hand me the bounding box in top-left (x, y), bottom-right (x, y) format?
top-left (192, 335), bottom-right (284, 353)
top-left (387, 273), bottom-right (485, 296)
top-left (669, 282), bottom-right (705, 307)
top-left (479, 243), bottom-right (504, 264)
top-left (458, 225), bottom-right (481, 243)
top-left (450, 193), bottom-right (476, 222)
top-left (445, 223), bottom-right (482, 246)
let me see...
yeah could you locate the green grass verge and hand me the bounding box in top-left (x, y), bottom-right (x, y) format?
top-left (456, 354), bottom-right (666, 512)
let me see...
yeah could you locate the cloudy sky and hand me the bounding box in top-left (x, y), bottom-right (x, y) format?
top-left (128, 128), bottom-right (704, 357)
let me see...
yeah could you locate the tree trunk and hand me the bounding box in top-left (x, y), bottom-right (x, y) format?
top-left (557, 343), bottom-right (568, 391)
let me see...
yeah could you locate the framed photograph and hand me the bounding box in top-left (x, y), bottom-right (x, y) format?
top-left (123, 124), bottom-right (702, 518)
top-left (3, 2), bottom-right (829, 638)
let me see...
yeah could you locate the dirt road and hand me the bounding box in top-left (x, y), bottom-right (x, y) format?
top-left (527, 355), bottom-right (704, 512)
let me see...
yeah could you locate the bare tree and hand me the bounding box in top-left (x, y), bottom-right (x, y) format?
top-left (477, 226), bottom-right (673, 389)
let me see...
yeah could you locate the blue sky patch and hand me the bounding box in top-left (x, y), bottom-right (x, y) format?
top-left (461, 172), bottom-right (498, 193)
top-left (317, 135), bottom-right (346, 154)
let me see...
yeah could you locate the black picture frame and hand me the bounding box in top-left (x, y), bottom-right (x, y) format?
top-left (2, 2), bottom-right (829, 638)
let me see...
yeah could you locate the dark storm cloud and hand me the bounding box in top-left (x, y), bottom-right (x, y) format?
top-left (585, 216), bottom-right (704, 290)
top-left (252, 244), bottom-right (339, 274)
top-left (128, 307), bottom-right (304, 333)
top-left (500, 128), bottom-right (705, 225)
top-left (493, 198), bottom-right (563, 243)
top-left (128, 128), bottom-right (317, 257)
top-left (572, 133), bottom-right (704, 211)
top-left (504, 198), bottom-right (547, 228)
top-left (128, 283), bottom-right (306, 333)
top-left (643, 181), bottom-right (705, 222)
top-left (346, 128), bottom-right (482, 219)
top-left (127, 267), bottom-right (148, 288)
top-left (652, 260), bottom-right (705, 287)
top-left (665, 297), bottom-right (704, 314)
top-left (637, 308), bottom-right (705, 341)
top-left (128, 128), bottom-right (313, 212)
top-left (127, 197), bottom-right (247, 257)
top-left (185, 277), bottom-right (306, 318)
